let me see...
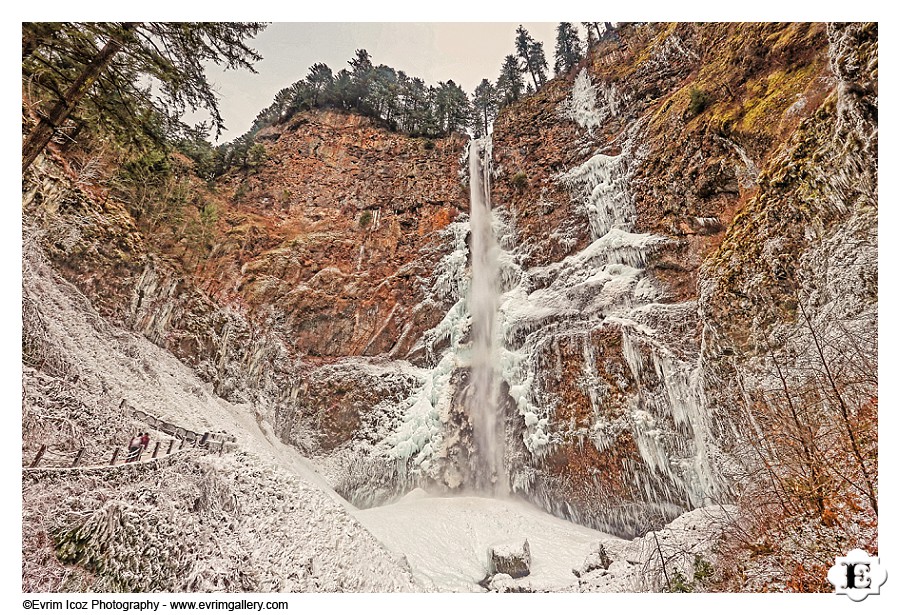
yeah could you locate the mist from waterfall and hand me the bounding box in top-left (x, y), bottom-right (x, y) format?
top-left (468, 138), bottom-right (506, 495)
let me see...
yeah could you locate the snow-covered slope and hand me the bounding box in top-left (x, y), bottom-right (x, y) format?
top-left (355, 489), bottom-right (735, 593)
top-left (22, 245), bottom-right (419, 592)
top-left (355, 488), bottom-right (619, 591)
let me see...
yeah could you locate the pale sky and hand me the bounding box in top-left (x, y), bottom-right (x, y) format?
top-left (202, 23), bottom-right (564, 142)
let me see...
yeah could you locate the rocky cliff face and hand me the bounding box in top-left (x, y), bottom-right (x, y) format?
top-left (25, 22), bottom-right (877, 548)
top-left (363, 22), bottom-right (875, 538)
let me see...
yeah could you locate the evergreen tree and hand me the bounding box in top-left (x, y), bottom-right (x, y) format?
top-left (348, 49), bottom-right (374, 112)
top-left (330, 69), bottom-right (354, 109)
top-left (515, 25), bottom-right (539, 90)
top-left (419, 85), bottom-right (441, 137)
top-left (496, 55), bottom-right (525, 107)
top-left (529, 40), bottom-right (549, 87)
top-left (435, 80), bottom-right (472, 135)
top-left (399, 76), bottom-right (430, 135)
top-left (213, 47), bottom-right (473, 168)
top-left (514, 26), bottom-right (549, 90)
top-left (394, 71), bottom-right (412, 132)
top-left (369, 65), bottom-right (399, 123)
top-left (472, 78), bottom-right (499, 136)
top-left (22, 22), bottom-right (266, 172)
top-left (582, 22), bottom-right (604, 46)
top-left (583, 22), bottom-right (598, 47)
top-left (306, 63), bottom-right (333, 106)
top-left (554, 22), bottom-right (584, 75)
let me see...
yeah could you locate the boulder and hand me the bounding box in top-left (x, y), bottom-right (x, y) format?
top-left (488, 573), bottom-right (513, 592)
top-left (573, 543), bottom-right (612, 578)
top-left (488, 538), bottom-right (531, 578)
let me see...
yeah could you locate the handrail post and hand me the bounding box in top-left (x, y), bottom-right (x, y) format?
top-left (71, 448), bottom-right (85, 468)
top-left (109, 447), bottom-right (120, 465)
top-left (30, 445), bottom-right (47, 468)
top-left (167, 440), bottom-right (175, 455)
top-left (151, 441), bottom-right (161, 459)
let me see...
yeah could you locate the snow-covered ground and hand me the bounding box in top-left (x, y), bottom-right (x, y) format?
top-left (354, 488), bottom-right (623, 591)
top-left (354, 489), bottom-right (735, 592)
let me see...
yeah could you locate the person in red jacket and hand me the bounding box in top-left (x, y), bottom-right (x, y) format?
top-left (140, 432), bottom-right (150, 451)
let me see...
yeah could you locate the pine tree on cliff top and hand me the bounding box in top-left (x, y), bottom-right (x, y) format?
top-left (473, 79), bottom-right (499, 136)
top-left (554, 22), bottom-right (584, 75)
top-left (515, 26), bottom-right (548, 90)
top-left (497, 55), bottom-right (525, 106)
top-left (307, 63), bottom-right (334, 107)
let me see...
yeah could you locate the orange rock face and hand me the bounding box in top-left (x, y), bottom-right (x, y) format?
top-left (204, 111), bottom-right (469, 359)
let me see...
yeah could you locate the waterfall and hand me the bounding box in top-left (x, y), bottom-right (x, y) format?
top-left (468, 138), bottom-right (506, 494)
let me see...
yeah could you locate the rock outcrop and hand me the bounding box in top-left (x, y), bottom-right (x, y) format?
top-left (488, 538), bottom-right (532, 578)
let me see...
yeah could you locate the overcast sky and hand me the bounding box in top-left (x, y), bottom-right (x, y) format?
top-left (201, 22), bottom-right (564, 143)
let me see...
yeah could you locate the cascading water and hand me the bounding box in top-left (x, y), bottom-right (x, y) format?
top-left (467, 138), bottom-right (506, 494)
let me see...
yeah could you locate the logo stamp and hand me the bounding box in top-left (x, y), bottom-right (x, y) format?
top-left (827, 549), bottom-right (887, 601)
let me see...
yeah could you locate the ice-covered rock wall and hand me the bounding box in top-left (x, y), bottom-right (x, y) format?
top-left (376, 65), bottom-right (734, 535)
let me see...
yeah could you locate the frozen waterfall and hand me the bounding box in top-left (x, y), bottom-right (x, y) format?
top-left (468, 138), bottom-right (506, 495)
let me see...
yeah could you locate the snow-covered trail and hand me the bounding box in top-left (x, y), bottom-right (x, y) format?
top-left (354, 488), bottom-right (624, 591)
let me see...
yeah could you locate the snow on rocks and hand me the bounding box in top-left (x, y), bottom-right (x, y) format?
top-left (573, 543), bottom-right (612, 578)
top-left (487, 573), bottom-right (514, 591)
top-left (488, 538), bottom-right (531, 578)
top-left (575, 505), bottom-right (737, 592)
top-left (353, 489), bottom-right (614, 591)
top-left (558, 69), bottom-right (629, 134)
